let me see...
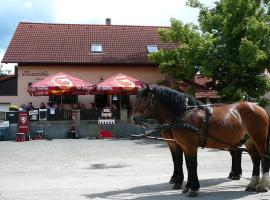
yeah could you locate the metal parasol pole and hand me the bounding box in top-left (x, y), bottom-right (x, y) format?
top-left (60, 93), bottom-right (63, 109)
top-left (119, 93), bottom-right (122, 119)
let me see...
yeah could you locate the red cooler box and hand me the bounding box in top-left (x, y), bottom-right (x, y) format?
top-left (18, 111), bottom-right (30, 140)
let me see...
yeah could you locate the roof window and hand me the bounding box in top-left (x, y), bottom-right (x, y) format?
top-left (147, 45), bottom-right (158, 53)
top-left (91, 44), bottom-right (103, 53)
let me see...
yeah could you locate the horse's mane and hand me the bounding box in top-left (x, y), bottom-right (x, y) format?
top-left (151, 85), bottom-right (203, 118)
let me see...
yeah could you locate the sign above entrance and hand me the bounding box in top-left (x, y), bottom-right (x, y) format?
top-left (22, 70), bottom-right (50, 81)
top-left (22, 70), bottom-right (49, 77)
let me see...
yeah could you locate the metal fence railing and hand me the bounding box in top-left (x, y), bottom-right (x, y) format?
top-left (2, 108), bottom-right (121, 122)
top-left (47, 109), bottom-right (101, 121)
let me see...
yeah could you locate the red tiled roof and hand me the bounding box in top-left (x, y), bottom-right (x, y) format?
top-left (194, 75), bottom-right (212, 86)
top-left (193, 75), bottom-right (220, 98)
top-left (159, 77), bottom-right (220, 99)
top-left (2, 22), bottom-right (176, 65)
top-left (195, 90), bottom-right (220, 99)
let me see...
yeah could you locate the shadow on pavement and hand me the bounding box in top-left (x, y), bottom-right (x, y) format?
top-left (131, 139), bottom-right (168, 148)
top-left (83, 178), bottom-right (251, 200)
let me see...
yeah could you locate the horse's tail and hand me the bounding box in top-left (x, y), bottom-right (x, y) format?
top-left (267, 113), bottom-right (270, 157)
top-left (266, 113), bottom-right (270, 156)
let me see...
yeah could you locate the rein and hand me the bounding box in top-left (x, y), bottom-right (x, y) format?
top-left (131, 122), bottom-right (270, 160)
top-left (144, 95), bottom-right (228, 149)
top-left (133, 86), bottom-right (270, 160)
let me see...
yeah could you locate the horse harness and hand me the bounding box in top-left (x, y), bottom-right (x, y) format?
top-left (170, 104), bottom-right (213, 149)
top-left (147, 93), bottom-right (214, 148)
top-left (142, 101), bottom-right (242, 149)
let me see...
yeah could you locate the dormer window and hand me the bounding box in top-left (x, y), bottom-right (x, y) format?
top-left (91, 44), bottom-right (103, 53)
top-left (147, 45), bottom-right (158, 53)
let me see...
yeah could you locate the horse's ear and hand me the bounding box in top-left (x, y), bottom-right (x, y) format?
top-left (146, 84), bottom-right (150, 91)
top-left (144, 84), bottom-right (152, 93)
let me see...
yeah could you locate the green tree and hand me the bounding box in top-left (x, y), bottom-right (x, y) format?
top-left (149, 19), bottom-right (211, 93)
top-left (150, 0), bottom-right (270, 105)
top-left (0, 64), bottom-right (7, 78)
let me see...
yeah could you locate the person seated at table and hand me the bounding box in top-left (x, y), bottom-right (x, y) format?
top-left (72, 103), bottom-right (79, 110)
top-left (26, 102), bottom-right (35, 111)
top-left (126, 103), bottom-right (133, 118)
top-left (79, 103), bottom-right (85, 110)
top-left (39, 102), bottom-right (46, 109)
top-left (19, 104), bottom-right (27, 111)
top-left (111, 103), bottom-right (119, 119)
top-left (89, 102), bottom-right (98, 119)
top-left (47, 102), bottom-right (53, 108)
top-left (47, 102), bottom-right (55, 114)
top-left (89, 102), bottom-right (97, 111)
top-left (52, 103), bottom-right (61, 110)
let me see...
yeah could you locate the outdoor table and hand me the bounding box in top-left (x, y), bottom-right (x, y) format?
top-left (98, 119), bottom-right (115, 124)
top-left (34, 130), bottom-right (45, 140)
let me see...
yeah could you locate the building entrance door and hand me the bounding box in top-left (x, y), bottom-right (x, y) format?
top-left (95, 95), bottom-right (108, 108)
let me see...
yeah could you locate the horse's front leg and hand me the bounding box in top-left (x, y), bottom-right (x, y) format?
top-left (173, 129), bottom-right (200, 197)
top-left (168, 144), bottom-right (184, 189)
top-left (228, 149), bottom-right (242, 180)
top-left (163, 129), bottom-right (184, 189)
top-left (172, 143), bottom-right (184, 189)
top-left (182, 151), bottom-right (200, 197)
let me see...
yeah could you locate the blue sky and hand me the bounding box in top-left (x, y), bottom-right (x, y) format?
top-left (0, 0), bottom-right (215, 72)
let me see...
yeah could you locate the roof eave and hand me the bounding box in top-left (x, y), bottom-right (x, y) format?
top-left (14, 61), bottom-right (158, 67)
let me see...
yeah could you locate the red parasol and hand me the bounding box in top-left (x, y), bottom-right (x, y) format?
top-left (28, 72), bottom-right (94, 96)
top-left (93, 73), bottom-right (143, 95)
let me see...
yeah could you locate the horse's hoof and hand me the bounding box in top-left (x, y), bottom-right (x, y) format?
top-left (182, 187), bottom-right (189, 193)
top-left (231, 175), bottom-right (241, 180)
top-left (246, 176), bottom-right (260, 192)
top-left (169, 177), bottom-right (176, 184)
top-left (256, 185), bottom-right (268, 193)
top-left (245, 186), bottom-right (256, 192)
top-left (172, 183), bottom-right (182, 190)
top-left (228, 172), bottom-right (241, 180)
top-left (186, 189), bottom-right (199, 197)
top-left (228, 172), bottom-right (233, 179)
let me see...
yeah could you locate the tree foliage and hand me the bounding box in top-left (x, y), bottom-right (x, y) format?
top-left (150, 0), bottom-right (270, 105)
top-left (0, 64), bottom-right (7, 78)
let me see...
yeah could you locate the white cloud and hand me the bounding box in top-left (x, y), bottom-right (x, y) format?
top-left (22, 1), bottom-right (33, 9)
top-left (54, 0), bottom-right (202, 26)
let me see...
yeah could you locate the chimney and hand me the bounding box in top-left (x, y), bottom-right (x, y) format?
top-left (105, 18), bottom-right (111, 25)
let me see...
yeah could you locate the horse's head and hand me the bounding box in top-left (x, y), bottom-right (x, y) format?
top-left (131, 85), bottom-right (203, 125)
top-left (131, 85), bottom-right (158, 125)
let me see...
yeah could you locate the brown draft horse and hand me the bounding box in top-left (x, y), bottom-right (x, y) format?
top-left (140, 97), bottom-right (243, 190)
top-left (131, 85), bottom-right (270, 197)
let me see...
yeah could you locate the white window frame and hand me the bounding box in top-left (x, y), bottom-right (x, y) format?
top-left (91, 44), bottom-right (103, 53)
top-left (147, 45), bottom-right (158, 53)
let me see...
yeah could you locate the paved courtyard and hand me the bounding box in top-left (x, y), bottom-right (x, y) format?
top-left (0, 139), bottom-right (269, 200)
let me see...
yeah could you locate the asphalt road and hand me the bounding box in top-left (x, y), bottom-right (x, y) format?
top-left (0, 139), bottom-right (269, 200)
